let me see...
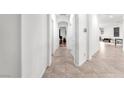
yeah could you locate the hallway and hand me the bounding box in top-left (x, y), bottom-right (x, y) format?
top-left (0, 14), bottom-right (124, 78)
top-left (43, 47), bottom-right (77, 78)
top-left (43, 43), bottom-right (124, 78)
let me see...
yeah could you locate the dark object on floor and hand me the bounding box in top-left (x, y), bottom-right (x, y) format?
top-left (103, 38), bottom-right (111, 43)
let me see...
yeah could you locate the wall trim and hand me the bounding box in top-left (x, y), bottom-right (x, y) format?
top-left (75, 14), bottom-right (79, 65)
top-left (78, 59), bottom-right (87, 66)
top-left (40, 63), bottom-right (48, 78)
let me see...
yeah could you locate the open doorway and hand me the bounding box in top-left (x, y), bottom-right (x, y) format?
top-left (98, 14), bottom-right (123, 49)
top-left (59, 27), bottom-right (67, 47)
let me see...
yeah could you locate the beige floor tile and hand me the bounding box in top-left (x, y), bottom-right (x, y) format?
top-left (43, 43), bottom-right (124, 78)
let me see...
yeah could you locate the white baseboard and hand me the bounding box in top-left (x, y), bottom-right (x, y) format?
top-left (40, 64), bottom-right (48, 78)
top-left (77, 58), bottom-right (87, 66)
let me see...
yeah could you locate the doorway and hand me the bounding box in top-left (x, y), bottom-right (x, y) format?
top-left (59, 27), bottom-right (67, 47)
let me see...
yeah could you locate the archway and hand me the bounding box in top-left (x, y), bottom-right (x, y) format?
top-left (59, 27), bottom-right (67, 47)
top-left (58, 21), bottom-right (68, 47)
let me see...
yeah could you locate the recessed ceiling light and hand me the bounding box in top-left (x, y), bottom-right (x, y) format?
top-left (109, 15), bottom-right (113, 18)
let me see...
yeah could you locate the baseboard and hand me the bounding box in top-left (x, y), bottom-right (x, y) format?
top-left (78, 59), bottom-right (87, 66)
top-left (40, 64), bottom-right (48, 78)
top-left (88, 56), bottom-right (92, 60)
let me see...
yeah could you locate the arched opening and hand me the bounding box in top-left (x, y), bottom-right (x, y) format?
top-left (59, 27), bottom-right (67, 47)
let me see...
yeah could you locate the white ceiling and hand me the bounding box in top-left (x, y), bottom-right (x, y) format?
top-left (58, 21), bottom-right (68, 27)
top-left (98, 14), bottom-right (124, 25)
top-left (56, 14), bottom-right (70, 27)
top-left (56, 14), bottom-right (70, 23)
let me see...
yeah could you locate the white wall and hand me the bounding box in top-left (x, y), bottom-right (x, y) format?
top-left (0, 15), bottom-right (21, 77)
top-left (70, 14), bottom-right (88, 66)
top-left (78, 14), bottom-right (88, 65)
top-left (99, 23), bottom-right (124, 39)
top-left (60, 27), bottom-right (66, 38)
top-left (48, 15), bottom-right (53, 66)
top-left (53, 16), bottom-right (59, 54)
top-left (123, 16), bottom-right (124, 51)
top-left (21, 14), bottom-right (49, 78)
top-left (88, 14), bottom-right (100, 60)
top-left (67, 15), bottom-right (75, 58)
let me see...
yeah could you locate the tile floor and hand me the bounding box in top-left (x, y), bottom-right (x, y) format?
top-left (43, 42), bottom-right (124, 78)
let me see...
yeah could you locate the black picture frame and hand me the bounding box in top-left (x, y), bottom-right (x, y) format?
top-left (114, 27), bottom-right (119, 37)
